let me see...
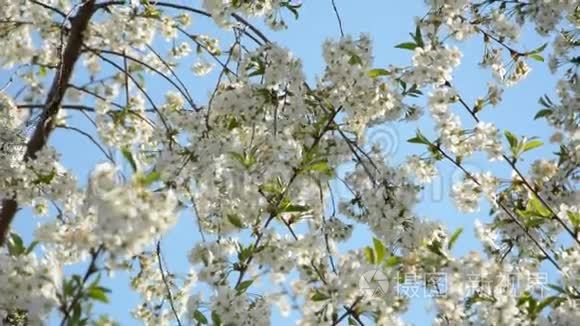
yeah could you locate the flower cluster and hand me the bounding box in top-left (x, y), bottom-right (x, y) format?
top-left (131, 251), bottom-right (197, 325)
top-left (321, 35), bottom-right (403, 133)
top-left (428, 87), bottom-right (503, 160)
top-left (0, 250), bottom-right (59, 324)
top-left (451, 172), bottom-right (499, 213)
top-left (202, 0), bottom-right (296, 29)
top-left (406, 45), bottom-right (462, 87)
top-left (37, 163), bottom-right (178, 261)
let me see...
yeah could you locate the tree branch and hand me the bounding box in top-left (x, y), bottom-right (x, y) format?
top-left (0, 0), bottom-right (97, 246)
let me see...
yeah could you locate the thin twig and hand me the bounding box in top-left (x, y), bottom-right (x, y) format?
top-left (234, 107), bottom-right (342, 288)
top-left (55, 125), bottom-right (114, 162)
top-left (156, 241), bottom-right (183, 326)
top-left (60, 246), bottom-right (103, 325)
top-left (446, 81), bottom-right (579, 245)
top-left (331, 0), bottom-right (345, 37)
top-left (431, 141), bottom-right (562, 271)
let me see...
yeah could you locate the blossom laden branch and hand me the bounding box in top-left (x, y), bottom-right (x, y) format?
top-left (234, 106), bottom-right (342, 288)
top-left (0, 0), bottom-right (97, 246)
top-left (425, 138), bottom-right (562, 271)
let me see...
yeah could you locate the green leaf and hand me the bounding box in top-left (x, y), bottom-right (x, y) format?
top-left (142, 170), bottom-right (160, 186)
top-left (407, 130), bottom-right (431, 145)
top-left (395, 42), bottom-right (418, 50)
top-left (39, 66), bottom-right (47, 77)
top-left (538, 95), bottom-right (553, 108)
top-left (87, 287), bottom-right (110, 303)
top-left (143, 4), bottom-right (162, 19)
top-left (518, 292), bottom-right (538, 315)
top-left (281, 1), bottom-right (301, 19)
top-left (25, 240), bottom-right (39, 255)
top-left (364, 247), bottom-right (376, 264)
top-left (280, 201), bottom-right (310, 213)
top-left (303, 160), bottom-right (333, 176)
top-left (193, 310), bottom-right (208, 324)
top-left (121, 147), bottom-right (137, 172)
top-left (7, 233), bottom-right (25, 256)
top-left (567, 211), bottom-right (580, 227)
top-left (71, 302), bottom-right (82, 323)
top-left (227, 214), bottom-right (244, 228)
top-left (227, 116), bottom-right (240, 130)
top-left (522, 140), bottom-right (543, 153)
top-left (529, 197), bottom-right (551, 218)
top-left (348, 53), bottom-right (363, 65)
top-left (504, 130), bottom-right (523, 158)
top-left (228, 151), bottom-right (256, 169)
top-left (384, 255), bottom-right (402, 267)
top-left (373, 238), bottom-right (386, 262)
top-left (311, 291), bottom-right (330, 301)
top-left (367, 68), bottom-right (390, 78)
top-left (426, 241), bottom-right (447, 258)
top-left (237, 244), bottom-right (254, 262)
top-left (413, 24), bottom-right (424, 48)
top-left (33, 171), bottom-right (56, 185)
top-left (534, 109), bottom-right (552, 120)
top-left (518, 197), bottom-right (552, 221)
top-left (211, 311), bottom-right (222, 326)
top-left (528, 53), bottom-right (544, 62)
top-left (547, 284), bottom-right (566, 294)
top-left (504, 130), bottom-right (519, 151)
top-left (537, 296), bottom-right (562, 313)
top-left (529, 43), bottom-right (548, 54)
top-left (448, 227), bottom-right (463, 250)
top-left (236, 280), bottom-right (253, 293)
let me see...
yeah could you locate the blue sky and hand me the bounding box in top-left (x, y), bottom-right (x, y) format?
top-left (6, 0), bottom-right (563, 325)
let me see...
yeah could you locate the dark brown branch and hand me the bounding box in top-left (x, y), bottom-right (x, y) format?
top-left (0, 0), bottom-right (96, 246)
top-left (18, 103), bottom-right (98, 112)
top-left (17, 103), bottom-right (156, 114)
top-left (30, 0), bottom-right (67, 18)
top-left (332, 297), bottom-right (364, 326)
